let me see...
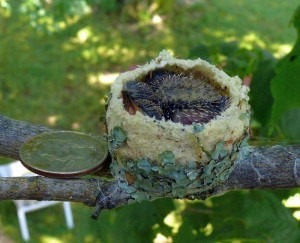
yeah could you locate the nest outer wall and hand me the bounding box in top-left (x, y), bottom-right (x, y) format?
top-left (106, 51), bottom-right (251, 200)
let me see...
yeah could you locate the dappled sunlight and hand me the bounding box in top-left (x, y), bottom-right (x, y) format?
top-left (152, 14), bottom-right (163, 25)
top-left (282, 193), bottom-right (300, 207)
top-left (153, 233), bottom-right (173, 243)
top-left (16, 1), bottom-right (90, 33)
top-left (71, 121), bottom-right (81, 130)
top-left (282, 193), bottom-right (300, 220)
top-left (0, 0), bottom-right (11, 18)
top-left (98, 44), bottom-right (121, 56)
top-left (151, 14), bottom-right (164, 31)
top-left (25, 12), bottom-right (70, 33)
top-left (163, 200), bottom-right (186, 234)
top-left (40, 235), bottom-right (63, 243)
top-left (160, 199), bottom-right (215, 239)
top-left (271, 43), bottom-right (293, 58)
top-left (76, 27), bottom-right (92, 44)
top-left (200, 223), bottom-right (213, 236)
top-left (98, 73), bottom-right (119, 85)
top-left (239, 32), bottom-right (266, 49)
top-left (88, 72), bottom-right (119, 87)
top-left (42, 5), bottom-right (175, 72)
top-left (164, 211), bottom-right (182, 234)
top-left (292, 211), bottom-right (300, 221)
top-left (201, 28), bottom-right (269, 51)
top-left (96, 44), bottom-right (136, 61)
top-left (202, 28), bottom-right (292, 58)
top-left (47, 115), bottom-right (60, 127)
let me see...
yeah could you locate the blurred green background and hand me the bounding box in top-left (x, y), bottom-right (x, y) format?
top-left (1, 0), bottom-right (300, 242)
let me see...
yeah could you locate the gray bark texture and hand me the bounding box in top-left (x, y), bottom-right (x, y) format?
top-left (0, 114), bottom-right (300, 215)
top-left (0, 115), bottom-right (54, 160)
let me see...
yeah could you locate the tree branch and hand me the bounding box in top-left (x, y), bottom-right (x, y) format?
top-left (0, 176), bottom-right (131, 217)
top-left (196, 145), bottom-right (300, 199)
top-left (0, 114), bottom-right (54, 160)
top-left (0, 114), bottom-right (299, 215)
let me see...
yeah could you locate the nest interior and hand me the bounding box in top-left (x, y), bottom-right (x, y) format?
top-left (122, 68), bottom-right (231, 126)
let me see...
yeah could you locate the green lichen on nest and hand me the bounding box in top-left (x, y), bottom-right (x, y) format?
top-left (109, 126), bottom-right (250, 202)
top-left (108, 126), bottom-right (127, 151)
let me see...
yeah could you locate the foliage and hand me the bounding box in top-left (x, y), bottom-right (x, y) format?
top-left (270, 6), bottom-right (300, 141)
top-left (0, 0), bottom-right (300, 242)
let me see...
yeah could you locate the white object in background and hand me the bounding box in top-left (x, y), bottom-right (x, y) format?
top-left (0, 161), bottom-right (74, 241)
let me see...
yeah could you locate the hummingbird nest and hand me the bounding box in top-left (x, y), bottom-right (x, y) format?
top-left (106, 51), bottom-right (250, 201)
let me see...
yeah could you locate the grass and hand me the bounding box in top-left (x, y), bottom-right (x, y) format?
top-left (0, 0), bottom-right (299, 242)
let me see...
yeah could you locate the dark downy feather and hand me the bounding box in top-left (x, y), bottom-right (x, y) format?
top-left (123, 70), bottom-right (231, 125)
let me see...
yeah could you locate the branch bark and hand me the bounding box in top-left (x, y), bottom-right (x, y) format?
top-left (0, 114), bottom-right (300, 215)
top-left (0, 114), bottom-right (54, 160)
